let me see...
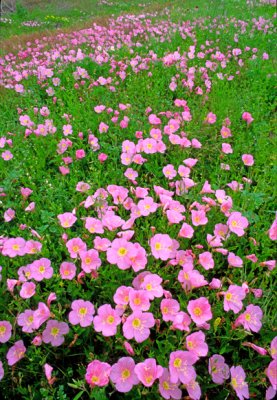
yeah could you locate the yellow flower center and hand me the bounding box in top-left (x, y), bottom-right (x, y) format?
top-left (145, 283), bottom-right (152, 291)
top-left (73, 246), bottom-right (79, 252)
top-left (107, 316), bottom-right (115, 324)
top-left (231, 220), bottom-right (237, 227)
top-left (85, 258), bottom-right (91, 265)
top-left (79, 308), bottom-right (87, 316)
top-left (163, 381), bottom-right (170, 390)
top-left (121, 369), bottom-right (130, 379)
top-left (12, 244), bottom-right (20, 250)
top-left (244, 313), bottom-right (251, 321)
top-left (91, 375), bottom-right (99, 384)
top-left (162, 307), bottom-right (168, 314)
top-left (39, 266), bottom-right (45, 273)
top-left (174, 358), bottom-right (182, 368)
top-left (118, 247), bottom-right (127, 256)
top-left (0, 326), bottom-right (7, 335)
top-left (194, 307), bottom-right (202, 316)
top-left (155, 242), bottom-right (162, 250)
top-left (132, 318), bottom-right (141, 328)
top-left (226, 293), bottom-right (232, 301)
top-left (187, 340), bottom-right (194, 348)
top-left (146, 375), bottom-right (153, 384)
top-left (51, 327), bottom-right (60, 337)
top-left (231, 378), bottom-right (238, 388)
top-left (134, 298), bottom-right (141, 305)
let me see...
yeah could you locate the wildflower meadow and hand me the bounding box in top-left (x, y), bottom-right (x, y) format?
top-left (0, 0), bottom-right (276, 399)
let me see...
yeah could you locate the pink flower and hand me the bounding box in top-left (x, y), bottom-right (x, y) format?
top-left (98, 153), bottom-right (108, 163)
top-left (76, 149), bottom-right (86, 159)
top-left (242, 342), bottom-right (267, 356)
top-left (158, 368), bottom-right (182, 400)
top-left (187, 297), bottom-right (212, 326)
top-left (137, 197), bottom-right (158, 216)
top-left (69, 299), bottom-right (95, 327)
top-left (234, 304), bottom-right (263, 332)
top-left (17, 310), bottom-right (35, 333)
top-left (140, 273), bottom-right (163, 299)
top-left (0, 320), bottom-right (12, 343)
top-left (178, 222), bottom-right (194, 239)
top-left (59, 262), bottom-right (76, 280)
top-left (169, 351), bottom-right (198, 384)
top-left (163, 164), bottom-right (177, 180)
top-left (228, 252), bottom-right (243, 267)
top-left (20, 282), bottom-right (36, 299)
top-left (2, 237), bottom-right (26, 257)
top-left (85, 360), bottom-right (111, 387)
top-left (99, 122), bottom-right (109, 133)
top-left (186, 331), bottom-right (208, 357)
top-left (80, 249), bottom-right (101, 272)
top-left (66, 238), bottom-right (87, 258)
top-left (30, 258), bottom-right (53, 281)
top-left (268, 215), bottom-right (277, 240)
top-left (266, 360), bottom-right (277, 390)
top-left (110, 357), bottom-right (139, 392)
top-left (242, 112), bottom-right (254, 125)
top-left (93, 304), bottom-right (121, 337)
top-left (57, 212), bottom-right (77, 228)
top-left (199, 252), bottom-right (214, 270)
top-left (123, 311), bottom-right (155, 343)
top-left (42, 320), bottom-right (69, 346)
top-left (123, 341), bottom-right (135, 356)
top-left (0, 361), bottom-right (4, 381)
top-left (266, 386), bottom-right (276, 400)
top-left (223, 285), bottom-right (246, 314)
top-left (1, 150), bottom-right (13, 160)
top-left (205, 112), bottom-right (217, 124)
top-left (33, 302), bottom-right (51, 329)
top-left (150, 234), bottom-right (176, 261)
top-left (230, 366), bottom-right (249, 400)
top-left (44, 363), bottom-right (55, 385)
top-left (208, 354), bottom-right (230, 384)
top-left (172, 312), bottom-right (191, 332)
top-left (134, 358), bottom-right (163, 387)
top-left (107, 238), bottom-right (136, 270)
top-left (4, 208), bottom-right (15, 222)
top-left (227, 212), bottom-right (249, 237)
top-left (85, 217), bottom-right (104, 234)
top-left (160, 299), bottom-right (180, 322)
top-left (270, 337), bottom-right (277, 360)
top-left (6, 340), bottom-right (26, 366)
top-left (222, 143), bottom-right (233, 154)
top-left (242, 154), bottom-right (254, 166)
top-left (129, 289), bottom-right (150, 312)
top-left (191, 210), bottom-right (208, 226)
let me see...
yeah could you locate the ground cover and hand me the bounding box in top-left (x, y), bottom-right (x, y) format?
top-left (0, 0), bottom-right (276, 399)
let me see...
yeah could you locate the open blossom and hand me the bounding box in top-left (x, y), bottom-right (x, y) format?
top-left (268, 215), bottom-right (277, 240)
top-left (242, 154), bottom-right (254, 166)
top-left (107, 238), bottom-right (136, 270)
top-left (234, 304), bottom-right (263, 332)
top-left (169, 351), bottom-right (198, 384)
top-left (42, 320), bottom-right (69, 346)
top-left (30, 258), bottom-right (53, 281)
top-left (2, 237), bottom-right (26, 257)
top-left (85, 360), bottom-right (111, 387)
top-left (6, 340), bottom-right (26, 366)
top-left (150, 234), bottom-right (176, 260)
top-left (186, 331), bottom-right (208, 357)
top-left (187, 297), bottom-right (212, 326)
top-left (123, 311), bottom-right (155, 343)
top-left (129, 289), bottom-right (150, 312)
top-left (69, 300), bottom-right (95, 327)
top-left (172, 312), bottom-right (191, 332)
top-left (66, 237), bottom-right (87, 258)
top-left (17, 310), bottom-right (35, 333)
top-left (80, 249), bottom-right (101, 272)
top-left (228, 252), bottom-right (243, 267)
top-left (110, 357), bottom-right (139, 393)
top-left (33, 302), bottom-right (51, 329)
top-left (57, 212), bottom-right (77, 228)
top-left (0, 320), bottom-right (12, 343)
top-left (198, 252), bottom-right (214, 270)
top-left (134, 358), bottom-right (163, 387)
top-left (191, 210), bottom-right (208, 226)
top-left (223, 285), bottom-right (246, 314)
top-left (59, 262), bottom-right (76, 280)
top-left (160, 299), bottom-right (180, 322)
top-left (270, 337), bottom-right (277, 360)
top-left (93, 304), bottom-right (121, 337)
top-left (159, 368), bottom-right (182, 400)
top-left (242, 112), bottom-right (254, 125)
top-left (208, 354), bottom-right (230, 384)
top-left (230, 366), bottom-right (249, 400)
top-left (227, 212), bottom-right (249, 237)
top-left (140, 273), bottom-right (163, 299)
